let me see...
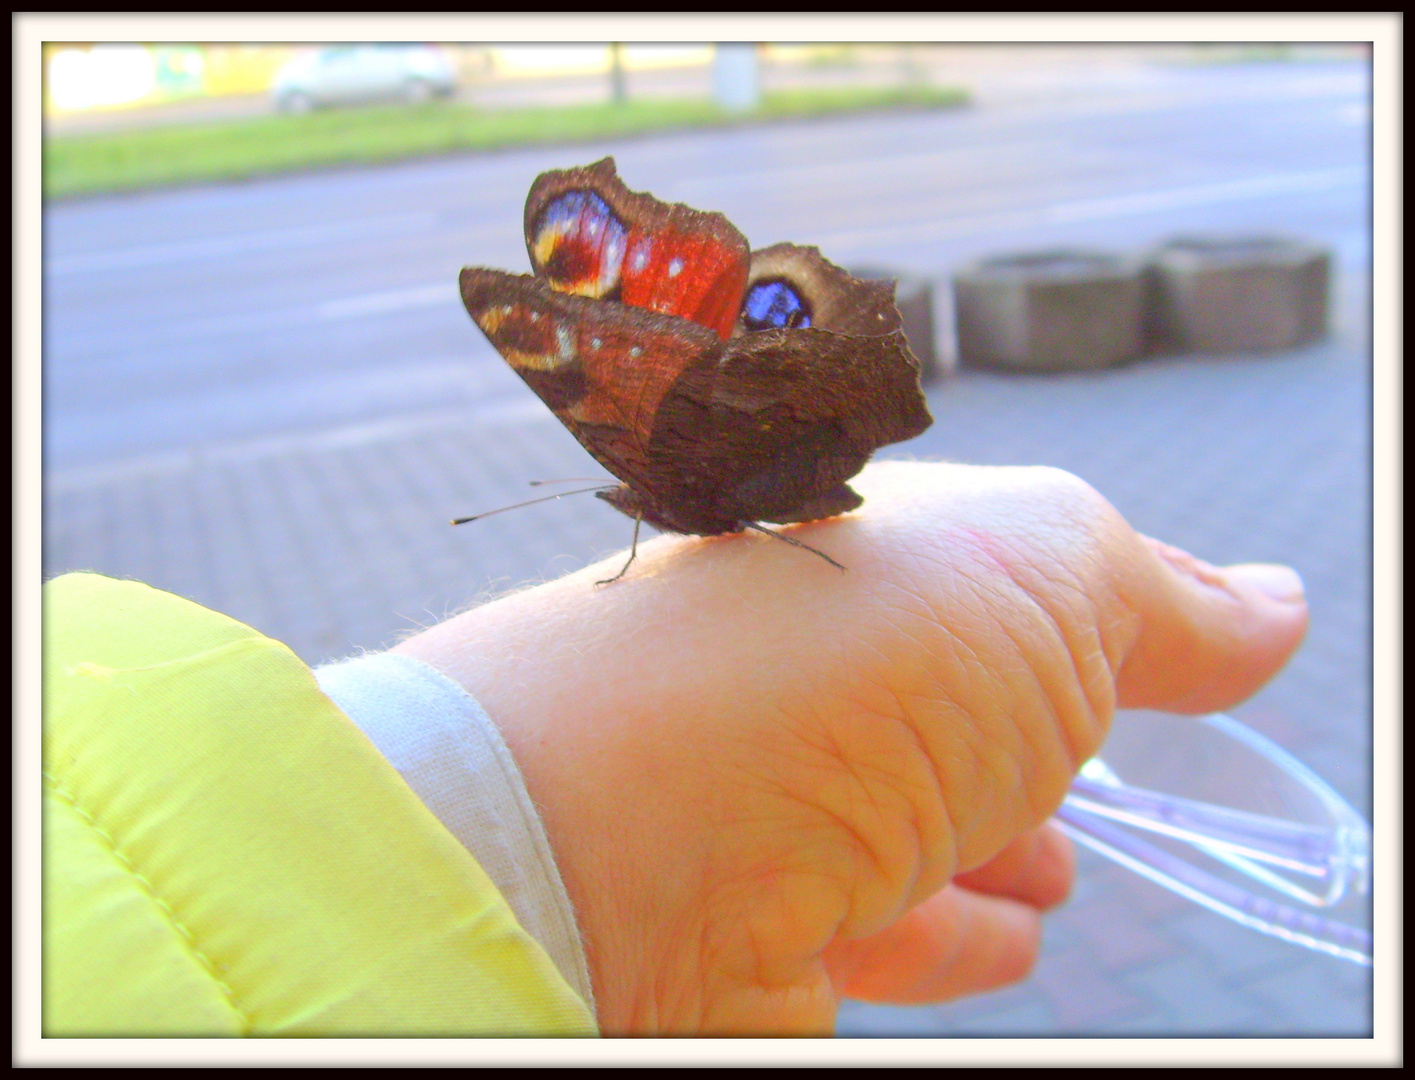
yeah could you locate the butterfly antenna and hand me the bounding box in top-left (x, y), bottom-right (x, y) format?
top-left (595, 514), bottom-right (643, 586)
top-left (451, 485), bottom-right (615, 525)
top-left (528, 478), bottom-right (614, 487)
top-left (745, 523), bottom-right (848, 572)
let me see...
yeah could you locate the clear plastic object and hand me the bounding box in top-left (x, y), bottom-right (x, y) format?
top-left (1056, 711), bottom-right (1372, 966)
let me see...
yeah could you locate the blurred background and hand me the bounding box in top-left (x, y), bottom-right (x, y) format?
top-left (41, 41), bottom-right (1375, 1037)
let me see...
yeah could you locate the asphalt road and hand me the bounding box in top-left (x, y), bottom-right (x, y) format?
top-left (42, 54), bottom-right (1375, 1039)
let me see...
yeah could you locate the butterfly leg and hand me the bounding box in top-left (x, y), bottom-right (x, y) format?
top-left (745, 523), bottom-right (848, 572)
top-left (595, 513), bottom-right (643, 586)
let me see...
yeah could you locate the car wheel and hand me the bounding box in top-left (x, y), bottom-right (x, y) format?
top-left (279, 91), bottom-right (315, 115)
top-left (402, 78), bottom-right (434, 105)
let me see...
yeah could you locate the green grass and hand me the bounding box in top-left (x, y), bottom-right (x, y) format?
top-left (43, 84), bottom-right (968, 200)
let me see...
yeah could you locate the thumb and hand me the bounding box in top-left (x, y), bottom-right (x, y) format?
top-left (1115, 535), bottom-right (1309, 714)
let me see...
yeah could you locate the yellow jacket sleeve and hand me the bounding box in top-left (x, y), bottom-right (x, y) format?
top-left (42, 572), bottom-right (597, 1037)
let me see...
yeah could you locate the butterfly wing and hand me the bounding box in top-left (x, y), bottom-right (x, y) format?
top-left (646, 323), bottom-right (933, 529)
top-left (524, 158), bottom-right (751, 340)
top-left (459, 267), bottom-right (722, 500)
top-left (737, 242), bottom-right (905, 338)
top-left (638, 245), bottom-right (931, 529)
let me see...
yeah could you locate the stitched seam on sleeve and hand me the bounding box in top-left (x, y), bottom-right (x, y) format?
top-left (65, 636), bottom-right (274, 681)
top-left (43, 769), bottom-right (252, 1034)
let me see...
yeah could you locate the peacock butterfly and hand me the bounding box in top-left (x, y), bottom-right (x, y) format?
top-left (458, 157), bottom-right (933, 581)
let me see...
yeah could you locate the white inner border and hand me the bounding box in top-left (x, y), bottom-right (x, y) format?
top-left (15, 11), bottom-right (1401, 1068)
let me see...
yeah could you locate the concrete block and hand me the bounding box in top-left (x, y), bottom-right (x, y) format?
top-left (1145, 235), bottom-right (1331, 354)
top-left (953, 249), bottom-right (1145, 372)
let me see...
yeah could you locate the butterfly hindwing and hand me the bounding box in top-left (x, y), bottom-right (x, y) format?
top-left (643, 324), bottom-right (932, 531)
top-left (739, 243), bottom-right (904, 338)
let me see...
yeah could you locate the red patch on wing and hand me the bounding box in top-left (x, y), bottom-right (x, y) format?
top-left (619, 223), bottom-right (749, 340)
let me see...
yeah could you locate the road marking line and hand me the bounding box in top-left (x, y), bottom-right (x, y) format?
top-left (46, 398), bottom-right (555, 492)
top-left (818, 167), bottom-right (1366, 251)
top-left (317, 282), bottom-right (457, 320)
top-left (48, 211), bottom-right (438, 274)
top-left (669, 139), bottom-right (1065, 199)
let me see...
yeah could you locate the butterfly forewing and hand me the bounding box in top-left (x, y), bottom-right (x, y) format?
top-left (524, 158), bottom-right (751, 339)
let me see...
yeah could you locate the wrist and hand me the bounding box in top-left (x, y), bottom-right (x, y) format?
top-left (389, 564), bottom-right (717, 1030)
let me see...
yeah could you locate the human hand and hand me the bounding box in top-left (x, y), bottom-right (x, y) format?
top-left (391, 461), bottom-right (1307, 1035)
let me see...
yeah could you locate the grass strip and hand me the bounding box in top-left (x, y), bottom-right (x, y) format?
top-left (44, 85), bottom-right (968, 200)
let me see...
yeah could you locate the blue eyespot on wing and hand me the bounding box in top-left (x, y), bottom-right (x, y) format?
top-left (740, 243), bottom-right (902, 339)
top-left (741, 279), bottom-right (812, 331)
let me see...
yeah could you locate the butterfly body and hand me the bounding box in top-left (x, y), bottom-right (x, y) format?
top-left (460, 158), bottom-right (932, 548)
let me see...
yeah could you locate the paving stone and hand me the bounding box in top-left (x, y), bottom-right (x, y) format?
top-left (1029, 944), bottom-right (1153, 1029)
top-left (1118, 955), bottom-right (1272, 1034)
top-left (1163, 909), bottom-right (1306, 983)
top-left (1234, 960), bottom-right (1374, 1038)
top-left (921, 999), bottom-right (1060, 1037)
top-left (847, 980), bottom-right (1055, 1036)
top-left (1063, 897), bottom-right (1184, 971)
top-left (835, 1001), bottom-right (982, 1037)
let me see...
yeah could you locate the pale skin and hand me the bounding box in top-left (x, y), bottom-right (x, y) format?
top-left (392, 461), bottom-right (1309, 1035)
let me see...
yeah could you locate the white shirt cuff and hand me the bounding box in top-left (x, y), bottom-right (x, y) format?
top-left (313, 652), bottom-right (596, 1018)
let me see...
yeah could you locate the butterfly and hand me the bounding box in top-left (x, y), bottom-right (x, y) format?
top-left (458, 157), bottom-right (933, 583)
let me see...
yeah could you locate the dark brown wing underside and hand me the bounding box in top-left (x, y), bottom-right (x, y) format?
top-left (461, 264), bottom-right (933, 537)
top-left (641, 326), bottom-right (932, 532)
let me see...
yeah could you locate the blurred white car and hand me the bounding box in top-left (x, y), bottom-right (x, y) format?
top-left (272, 44), bottom-right (457, 113)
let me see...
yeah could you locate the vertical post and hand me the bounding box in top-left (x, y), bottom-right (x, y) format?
top-left (712, 42), bottom-right (760, 111)
top-left (609, 42), bottom-right (627, 105)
